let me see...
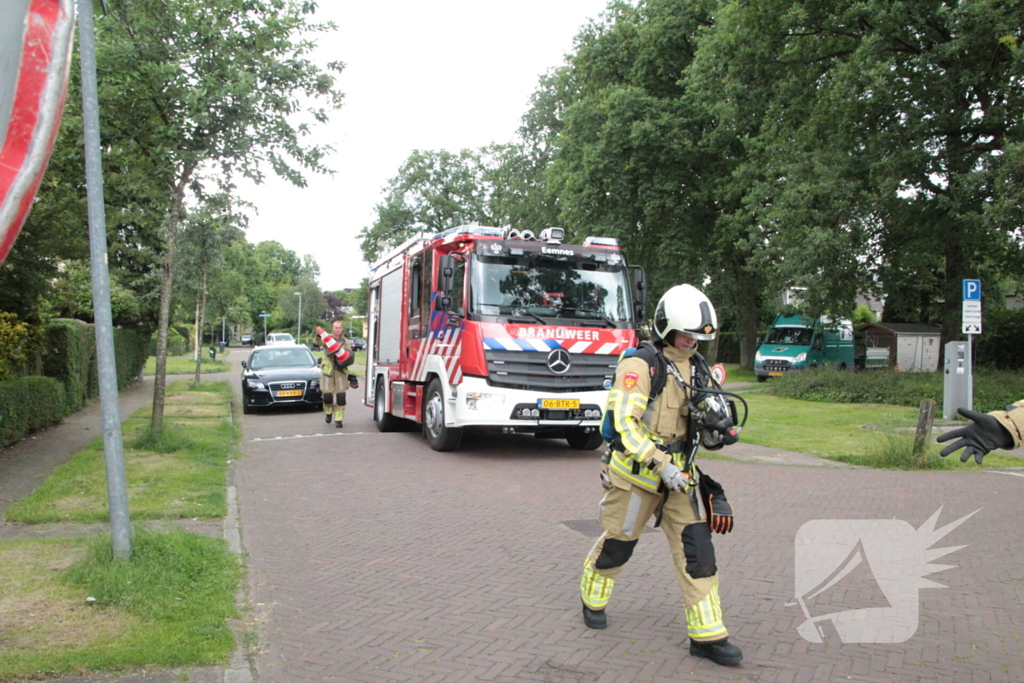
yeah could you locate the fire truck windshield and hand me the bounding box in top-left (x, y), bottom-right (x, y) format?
top-left (470, 253), bottom-right (632, 323)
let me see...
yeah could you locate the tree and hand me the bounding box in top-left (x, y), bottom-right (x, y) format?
top-left (358, 149), bottom-right (491, 263)
top-left (693, 0), bottom-right (1024, 349)
top-left (91, 0), bottom-right (344, 432)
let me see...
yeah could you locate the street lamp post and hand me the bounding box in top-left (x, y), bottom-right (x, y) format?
top-left (294, 292), bottom-right (302, 345)
top-left (261, 312), bottom-right (268, 342)
top-left (221, 307), bottom-right (235, 347)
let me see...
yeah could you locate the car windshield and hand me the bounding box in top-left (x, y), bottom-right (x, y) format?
top-left (271, 334), bottom-right (294, 343)
top-left (765, 327), bottom-right (814, 346)
top-left (470, 253), bottom-right (631, 322)
top-left (249, 347), bottom-right (315, 370)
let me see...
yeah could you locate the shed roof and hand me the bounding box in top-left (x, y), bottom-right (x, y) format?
top-left (857, 322), bottom-right (942, 335)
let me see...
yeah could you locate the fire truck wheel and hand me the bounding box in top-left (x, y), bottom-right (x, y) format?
top-left (566, 428), bottom-right (604, 451)
top-left (374, 378), bottom-right (402, 432)
top-left (424, 378), bottom-right (464, 452)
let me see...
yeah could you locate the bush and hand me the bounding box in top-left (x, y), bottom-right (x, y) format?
top-left (42, 319), bottom-right (93, 413)
top-left (0, 376), bottom-right (66, 448)
top-left (149, 328), bottom-right (188, 357)
top-left (768, 365), bottom-right (1024, 413)
top-left (0, 312), bottom-right (36, 381)
top-left (976, 307), bottom-right (1024, 370)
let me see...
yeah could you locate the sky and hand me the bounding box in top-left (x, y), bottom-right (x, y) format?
top-left (235, 0), bottom-right (612, 292)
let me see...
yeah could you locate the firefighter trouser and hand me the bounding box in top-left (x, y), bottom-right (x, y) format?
top-left (320, 373), bottom-right (346, 423)
top-left (580, 480), bottom-right (727, 642)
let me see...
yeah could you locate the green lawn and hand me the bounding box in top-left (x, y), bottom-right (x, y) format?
top-left (4, 381), bottom-right (235, 524)
top-left (144, 355), bottom-right (229, 375)
top-left (721, 363), bottom-right (757, 385)
top-left (738, 392), bottom-right (1021, 469)
top-left (0, 530), bottom-right (239, 679)
top-left (0, 379), bottom-right (242, 679)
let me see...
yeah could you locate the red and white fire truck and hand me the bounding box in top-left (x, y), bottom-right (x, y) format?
top-left (364, 225), bottom-right (647, 451)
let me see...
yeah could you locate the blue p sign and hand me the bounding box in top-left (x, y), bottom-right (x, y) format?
top-left (963, 279), bottom-right (981, 301)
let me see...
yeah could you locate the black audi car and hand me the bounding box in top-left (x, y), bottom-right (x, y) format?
top-left (240, 345), bottom-right (323, 414)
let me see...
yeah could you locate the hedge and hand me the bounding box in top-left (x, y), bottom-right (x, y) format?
top-left (768, 365), bottom-right (1024, 414)
top-left (0, 320), bottom-right (149, 447)
top-left (0, 376), bottom-right (66, 448)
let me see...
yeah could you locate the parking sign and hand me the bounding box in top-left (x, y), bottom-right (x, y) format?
top-left (962, 279), bottom-right (981, 301)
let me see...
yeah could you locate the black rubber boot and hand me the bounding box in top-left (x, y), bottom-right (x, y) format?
top-left (335, 420), bottom-right (343, 429)
top-left (324, 412), bottom-right (332, 424)
top-left (690, 638), bottom-right (743, 666)
top-left (581, 600), bottom-right (607, 630)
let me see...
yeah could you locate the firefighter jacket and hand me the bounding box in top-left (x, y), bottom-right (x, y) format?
top-left (994, 400), bottom-right (1024, 449)
top-left (313, 335), bottom-right (354, 391)
top-left (604, 344), bottom-right (696, 493)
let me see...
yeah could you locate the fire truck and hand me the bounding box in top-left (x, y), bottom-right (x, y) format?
top-left (364, 225), bottom-right (647, 452)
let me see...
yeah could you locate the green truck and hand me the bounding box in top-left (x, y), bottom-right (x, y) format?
top-left (754, 314), bottom-right (855, 382)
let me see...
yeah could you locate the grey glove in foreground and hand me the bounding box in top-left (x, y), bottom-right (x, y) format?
top-left (659, 461), bottom-right (694, 493)
top-left (936, 407), bottom-right (1014, 464)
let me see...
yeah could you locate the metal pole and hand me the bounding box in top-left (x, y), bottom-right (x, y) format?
top-left (78, 0), bottom-right (131, 558)
top-left (297, 292), bottom-right (302, 344)
top-left (221, 316), bottom-right (225, 346)
top-left (263, 315), bottom-right (267, 341)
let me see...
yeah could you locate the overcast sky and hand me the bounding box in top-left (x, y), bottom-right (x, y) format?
top-left (235, 0), bottom-right (612, 292)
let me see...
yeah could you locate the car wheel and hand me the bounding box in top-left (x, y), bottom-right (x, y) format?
top-left (757, 375), bottom-right (768, 383)
top-left (242, 401), bottom-right (254, 415)
top-left (374, 377), bottom-right (401, 433)
top-left (566, 428), bottom-right (603, 451)
top-left (423, 378), bottom-right (463, 452)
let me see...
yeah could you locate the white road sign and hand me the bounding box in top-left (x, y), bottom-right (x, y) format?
top-left (962, 300), bottom-right (982, 335)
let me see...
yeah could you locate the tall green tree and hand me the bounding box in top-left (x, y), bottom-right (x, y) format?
top-left (695, 0), bottom-right (1024, 346)
top-left (359, 149), bottom-right (491, 263)
top-left (90, 0), bottom-right (344, 432)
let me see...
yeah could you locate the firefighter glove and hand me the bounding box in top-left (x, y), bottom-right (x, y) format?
top-left (348, 375), bottom-right (359, 389)
top-left (698, 470), bottom-right (734, 534)
top-left (936, 408), bottom-right (1013, 464)
top-left (659, 461), bottom-right (695, 494)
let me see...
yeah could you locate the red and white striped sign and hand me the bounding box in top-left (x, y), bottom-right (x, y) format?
top-left (0, 0), bottom-right (75, 265)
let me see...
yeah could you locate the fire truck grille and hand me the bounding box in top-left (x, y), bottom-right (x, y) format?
top-left (484, 350), bottom-right (617, 393)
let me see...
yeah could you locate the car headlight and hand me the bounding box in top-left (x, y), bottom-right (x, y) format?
top-left (465, 392), bottom-right (505, 411)
top-left (755, 351), bottom-right (764, 363)
top-left (793, 353), bottom-right (807, 363)
top-left (246, 379), bottom-right (266, 390)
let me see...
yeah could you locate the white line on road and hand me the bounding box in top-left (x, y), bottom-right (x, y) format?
top-left (248, 431), bottom-right (372, 443)
top-left (988, 470), bottom-right (1024, 479)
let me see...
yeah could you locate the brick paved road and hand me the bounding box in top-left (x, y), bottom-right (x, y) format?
top-left (236, 395), bottom-right (1024, 682)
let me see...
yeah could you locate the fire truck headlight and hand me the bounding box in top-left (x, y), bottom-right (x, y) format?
top-left (466, 392), bottom-right (504, 411)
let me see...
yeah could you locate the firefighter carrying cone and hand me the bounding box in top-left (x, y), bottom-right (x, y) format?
top-left (313, 320), bottom-right (357, 429)
top-left (579, 284), bottom-right (744, 666)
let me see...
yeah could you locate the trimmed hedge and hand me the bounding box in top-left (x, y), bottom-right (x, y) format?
top-left (767, 366), bottom-right (1024, 414)
top-left (0, 320), bottom-right (149, 447)
top-left (0, 376), bottom-right (66, 448)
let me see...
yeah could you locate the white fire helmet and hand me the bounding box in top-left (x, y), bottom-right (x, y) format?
top-left (653, 284), bottom-right (718, 342)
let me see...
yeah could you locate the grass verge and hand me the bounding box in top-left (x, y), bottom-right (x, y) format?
top-left (4, 381), bottom-right (234, 523)
top-left (0, 529), bottom-right (239, 680)
top-left (145, 356), bottom-right (229, 375)
top-left (721, 363), bottom-right (757, 385)
top-left (738, 392), bottom-right (1021, 469)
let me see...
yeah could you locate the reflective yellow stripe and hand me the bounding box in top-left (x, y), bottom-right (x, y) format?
top-left (686, 584), bottom-right (727, 641)
top-left (609, 452), bottom-right (660, 491)
top-left (580, 562), bottom-right (614, 609)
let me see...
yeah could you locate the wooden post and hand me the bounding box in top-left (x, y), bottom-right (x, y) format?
top-left (913, 399), bottom-right (938, 457)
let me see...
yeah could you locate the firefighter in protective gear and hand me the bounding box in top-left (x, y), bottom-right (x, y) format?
top-left (937, 401), bottom-right (1024, 463)
top-left (313, 320), bottom-right (356, 429)
top-left (580, 284), bottom-right (743, 667)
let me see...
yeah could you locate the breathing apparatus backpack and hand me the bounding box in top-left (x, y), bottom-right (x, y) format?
top-left (600, 341), bottom-right (668, 447)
